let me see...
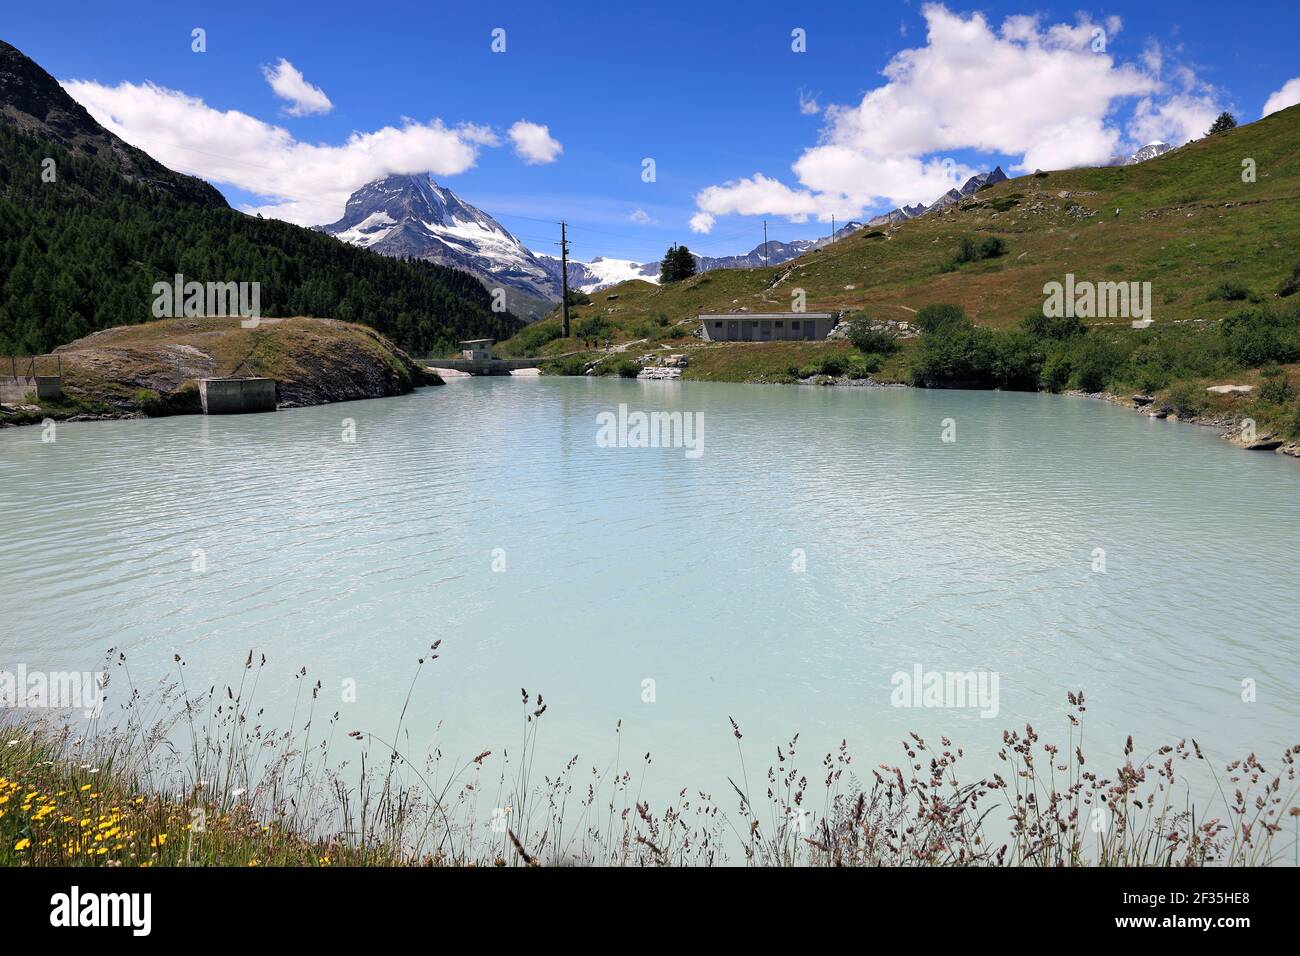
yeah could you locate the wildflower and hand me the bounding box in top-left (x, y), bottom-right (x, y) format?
top-left (14, 838), bottom-right (31, 851)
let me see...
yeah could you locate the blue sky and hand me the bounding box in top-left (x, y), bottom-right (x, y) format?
top-left (6, 1), bottom-right (1300, 263)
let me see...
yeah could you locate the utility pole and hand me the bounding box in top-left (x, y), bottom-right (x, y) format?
top-left (831, 214), bottom-right (836, 244)
top-left (560, 221), bottom-right (570, 339)
top-left (763, 219), bottom-right (769, 267)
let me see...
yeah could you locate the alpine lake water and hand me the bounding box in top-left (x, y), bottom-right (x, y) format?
top-left (1, 376), bottom-right (1297, 834)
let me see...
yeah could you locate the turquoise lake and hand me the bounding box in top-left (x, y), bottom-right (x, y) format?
top-left (1, 377), bottom-right (1297, 818)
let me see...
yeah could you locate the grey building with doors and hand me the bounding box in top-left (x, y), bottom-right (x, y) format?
top-left (698, 312), bottom-right (839, 342)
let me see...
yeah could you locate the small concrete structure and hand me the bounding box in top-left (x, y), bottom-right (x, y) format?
top-left (0, 377), bottom-right (60, 403)
top-left (198, 377), bottom-right (277, 414)
top-left (34, 376), bottom-right (62, 401)
top-left (460, 339), bottom-right (495, 361)
top-left (699, 312), bottom-right (839, 342)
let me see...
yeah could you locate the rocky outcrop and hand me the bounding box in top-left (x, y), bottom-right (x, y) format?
top-left (48, 316), bottom-right (440, 417)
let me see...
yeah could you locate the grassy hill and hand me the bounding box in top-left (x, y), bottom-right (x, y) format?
top-left (513, 104), bottom-right (1300, 340)
top-left (0, 315), bottom-right (439, 426)
top-left (499, 105), bottom-right (1300, 441)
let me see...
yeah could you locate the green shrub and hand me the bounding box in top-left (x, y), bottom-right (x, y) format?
top-left (511, 321), bottom-right (563, 354)
top-left (614, 359), bottom-right (642, 378)
top-left (1207, 281), bottom-right (1251, 302)
top-left (1165, 381), bottom-right (1207, 418)
top-left (909, 323), bottom-right (1041, 389)
top-left (1021, 311), bottom-right (1087, 340)
top-left (1039, 352), bottom-right (1072, 392)
top-left (541, 355), bottom-right (590, 376)
top-left (575, 316), bottom-right (612, 341)
top-left (846, 317), bottom-right (898, 354)
top-left (914, 303), bottom-right (969, 334)
top-left (953, 235), bottom-right (1007, 265)
top-left (849, 354), bottom-right (883, 376)
top-left (1283, 404), bottom-right (1300, 440)
top-left (1221, 307), bottom-right (1300, 366)
top-left (1066, 337), bottom-right (1123, 393)
top-left (1258, 369), bottom-right (1295, 405)
top-left (134, 388), bottom-right (164, 417)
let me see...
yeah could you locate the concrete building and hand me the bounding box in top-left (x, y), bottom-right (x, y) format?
top-left (198, 377), bottom-right (277, 414)
top-left (698, 312), bottom-right (839, 342)
top-left (460, 339), bottom-right (494, 361)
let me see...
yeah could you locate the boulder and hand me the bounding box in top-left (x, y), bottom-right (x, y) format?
top-left (1206, 384), bottom-right (1254, 395)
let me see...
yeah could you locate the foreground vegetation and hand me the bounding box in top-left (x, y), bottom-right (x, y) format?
top-left (3, 652), bottom-right (1296, 867)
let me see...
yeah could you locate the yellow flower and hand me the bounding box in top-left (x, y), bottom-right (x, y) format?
top-left (79, 784), bottom-right (91, 792)
top-left (14, 838), bottom-right (30, 851)
top-left (151, 834), bottom-right (167, 847)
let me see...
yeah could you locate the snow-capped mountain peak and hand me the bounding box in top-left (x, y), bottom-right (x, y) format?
top-left (316, 174), bottom-right (559, 318)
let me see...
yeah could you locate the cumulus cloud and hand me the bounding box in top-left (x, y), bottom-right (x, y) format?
top-left (1262, 77), bottom-right (1300, 117)
top-left (261, 58), bottom-right (332, 116)
top-left (62, 79), bottom-right (553, 225)
top-left (628, 208), bottom-right (652, 224)
top-left (689, 212), bottom-right (716, 234)
top-left (798, 89), bottom-right (820, 115)
top-left (507, 121), bottom-right (562, 164)
top-left (692, 4), bottom-right (1221, 227)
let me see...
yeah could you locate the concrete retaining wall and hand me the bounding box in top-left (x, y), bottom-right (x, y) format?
top-left (198, 377), bottom-right (277, 414)
top-left (0, 376), bottom-right (61, 404)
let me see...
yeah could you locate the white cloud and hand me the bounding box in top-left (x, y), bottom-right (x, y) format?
top-left (61, 78), bottom-right (553, 225)
top-left (798, 89), bottom-right (820, 115)
top-left (692, 4), bottom-right (1220, 227)
top-left (1262, 77), bottom-right (1300, 117)
top-left (507, 121), bottom-right (562, 164)
top-left (689, 212), bottom-right (716, 234)
top-left (261, 58), bottom-right (332, 116)
top-left (628, 208), bottom-right (652, 224)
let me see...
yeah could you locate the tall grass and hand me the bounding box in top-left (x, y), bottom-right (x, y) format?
top-left (2, 653), bottom-right (1296, 867)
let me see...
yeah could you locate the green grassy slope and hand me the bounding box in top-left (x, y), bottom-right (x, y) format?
top-left (498, 108), bottom-right (1300, 442)
top-left (511, 103), bottom-right (1300, 342)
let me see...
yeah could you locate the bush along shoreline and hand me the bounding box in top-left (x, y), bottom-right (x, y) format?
top-left (1, 652), bottom-right (1297, 867)
top-left (686, 301), bottom-right (1300, 459)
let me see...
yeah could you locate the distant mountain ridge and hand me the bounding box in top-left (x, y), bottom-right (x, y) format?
top-left (865, 166), bottom-right (1009, 227)
top-left (1108, 141), bottom-right (1173, 166)
top-left (319, 166), bottom-right (1014, 304)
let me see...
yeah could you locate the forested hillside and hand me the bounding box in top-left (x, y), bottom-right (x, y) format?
top-left (0, 40), bottom-right (521, 355)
